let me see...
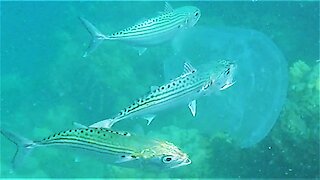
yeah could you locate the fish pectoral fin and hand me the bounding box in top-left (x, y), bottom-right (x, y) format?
top-left (73, 122), bottom-right (88, 128)
top-left (116, 155), bottom-right (137, 163)
top-left (137, 47), bottom-right (147, 56)
top-left (164, 2), bottom-right (174, 13)
top-left (143, 114), bottom-right (156, 125)
top-left (220, 80), bottom-right (236, 91)
top-left (188, 100), bottom-right (197, 117)
top-left (89, 119), bottom-right (115, 128)
top-left (74, 156), bottom-right (81, 163)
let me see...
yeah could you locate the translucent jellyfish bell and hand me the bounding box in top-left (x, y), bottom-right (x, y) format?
top-left (164, 27), bottom-right (288, 147)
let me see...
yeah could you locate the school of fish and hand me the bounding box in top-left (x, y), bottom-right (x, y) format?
top-left (1, 2), bottom-right (237, 174)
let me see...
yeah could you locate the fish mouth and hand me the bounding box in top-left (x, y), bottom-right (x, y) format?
top-left (170, 158), bottom-right (192, 169)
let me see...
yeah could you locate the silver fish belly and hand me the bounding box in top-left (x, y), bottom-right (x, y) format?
top-left (90, 60), bottom-right (236, 128)
top-left (80, 2), bottom-right (201, 57)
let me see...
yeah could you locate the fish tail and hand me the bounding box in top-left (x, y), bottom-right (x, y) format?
top-left (79, 17), bottom-right (107, 57)
top-left (89, 119), bottom-right (118, 129)
top-left (1, 129), bottom-right (35, 169)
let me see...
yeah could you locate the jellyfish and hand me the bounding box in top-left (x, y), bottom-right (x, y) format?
top-left (164, 27), bottom-right (288, 148)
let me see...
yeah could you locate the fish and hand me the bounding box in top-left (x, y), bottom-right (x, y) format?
top-left (89, 60), bottom-right (237, 128)
top-left (80, 2), bottom-right (201, 57)
top-left (1, 127), bottom-right (191, 170)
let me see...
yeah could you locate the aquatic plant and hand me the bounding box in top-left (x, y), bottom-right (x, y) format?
top-left (278, 60), bottom-right (319, 140)
top-left (267, 60), bottom-right (319, 177)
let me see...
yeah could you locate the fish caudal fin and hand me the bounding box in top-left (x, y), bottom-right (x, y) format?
top-left (89, 119), bottom-right (117, 129)
top-left (1, 129), bottom-right (35, 170)
top-left (79, 17), bottom-right (107, 57)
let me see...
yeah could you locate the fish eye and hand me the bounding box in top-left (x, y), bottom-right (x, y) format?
top-left (195, 12), bottom-right (199, 16)
top-left (162, 156), bottom-right (173, 163)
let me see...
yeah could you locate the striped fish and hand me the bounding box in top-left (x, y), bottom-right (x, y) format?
top-left (1, 127), bottom-right (190, 170)
top-left (89, 60), bottom-right (236, 128)
top-left (80, 2), bottom-right (201, 57)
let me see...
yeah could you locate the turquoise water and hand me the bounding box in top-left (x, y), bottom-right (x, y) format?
top-left (1, 1), bottom-right (319, 178)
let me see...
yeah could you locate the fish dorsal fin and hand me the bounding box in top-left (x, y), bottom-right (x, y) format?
top-left (151, 86), bottom-right (159, 91)
top-left (164, 2), bottom-right (174, 13)
top-left (182, 62), bottom-right (197, 76)
top-left (136, 17), bottom-right (148, 25)
top-left (73, 122), bottom-right (88, 128)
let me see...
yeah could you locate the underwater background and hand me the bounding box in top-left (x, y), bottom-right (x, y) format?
top-left (1, 1), bottom-right (319, 178)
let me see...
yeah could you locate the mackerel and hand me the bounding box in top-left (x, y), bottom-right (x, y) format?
top-left (80, 2), bottom-right (201, 57)
top-left (1, 127), bottom-right (190, 170)
top-left (90, 60), bottom-right (237, 128)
